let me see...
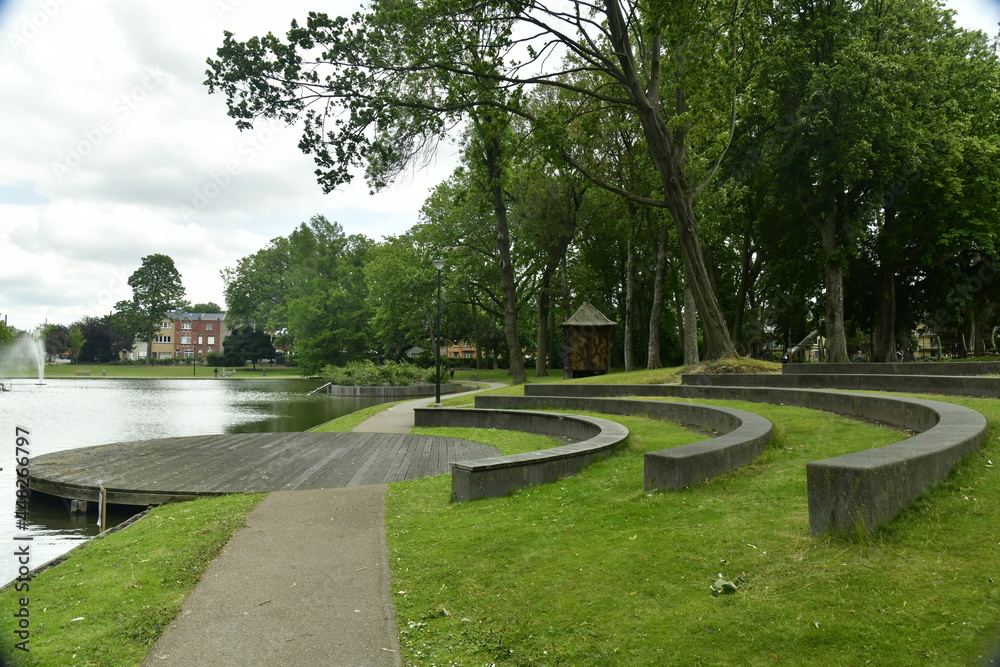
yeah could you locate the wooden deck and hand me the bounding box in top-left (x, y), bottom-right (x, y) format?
top-left (28, 433), bottom-right (501, 505)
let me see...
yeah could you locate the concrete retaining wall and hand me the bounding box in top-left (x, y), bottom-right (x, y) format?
top-left (681, 372), bottom-right (1000, 398)
top-left (522, 383), bottom-right (988, 537)
top-left (413, 407), bottom-right (628, 502)
top-left (476, 395), bottom-right (772, 492)
top-left (784, 362), bottom-right (1000, 376)
top-left (327, 383), bottom-right (458, 397)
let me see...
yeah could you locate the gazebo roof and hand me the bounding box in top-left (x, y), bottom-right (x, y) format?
top-left (560, 299), bottom-right (617, 327)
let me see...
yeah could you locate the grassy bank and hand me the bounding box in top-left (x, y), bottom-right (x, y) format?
top-left (386, 375), bottom-right (1000, 665)
top-left (37, 364), bottom-right (306, 379)
top-left (0, 493), bottom-right (263, 665)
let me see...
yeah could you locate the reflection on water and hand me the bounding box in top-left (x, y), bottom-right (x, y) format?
top-left (0, 378), bottom-right (387, 585)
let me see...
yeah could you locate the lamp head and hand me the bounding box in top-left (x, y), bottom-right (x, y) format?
top-left (432, 259), bottom-right (445, 271)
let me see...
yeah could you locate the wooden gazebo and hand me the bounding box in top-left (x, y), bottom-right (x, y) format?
top-left (560, 300), bottom-right (617, 379)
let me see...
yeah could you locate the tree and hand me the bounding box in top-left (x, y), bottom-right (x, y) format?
top-left (204, 0), bottom-right (754, 360)
top-left (41, 323), bottom-right (69, 357)
top-left (77, 316), bottom-right (131, 363)
top-left (115, 254), bottom-right (186, 365)
top-left (754, 0), bottom-right (1000, 362)
top-left (190, 302), bottom-right (223, 313)
top-left (222, 237), bottom-right (291, 332)
top-left (364, 235), bottom-right (439, 360)
top-left (223, 327), bottom-right (276, 370)
top-left (66, 325), bottom-right (86, 365)
top-left (223, 216), bottom-right (375, 374)
top-left (0, 320), bottom-right (19, 346)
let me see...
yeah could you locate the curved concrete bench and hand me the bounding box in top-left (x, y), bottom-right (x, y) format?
top-left (523, 383), bottom-right (988, 537)
top-left (682, 372), bottom-right (1000, 399)
top-left (412, 407), bottom-right (628, 501)
top-left (784, 362), bottom-right (1000, 376)
top-left (475, 395), bottom-right (772, 492)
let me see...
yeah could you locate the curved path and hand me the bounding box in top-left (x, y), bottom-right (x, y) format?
top-left (143, 380), bottom-right (507, 666)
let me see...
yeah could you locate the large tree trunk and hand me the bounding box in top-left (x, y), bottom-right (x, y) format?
top-left (815, 187), bottom-right (850, 363)
top-left (604, 0), bottom-right (737, 360)
top-left (683, 275), bottom-right (700, 364)
top-left (731, 221), bottom-right (761, 353)
top-left (472, 302), bottom-right (483, 371)
top-left (660, 170), bottom-right (736, 360)
top-left (647, 219), bottom-right (669, 369)
top-left (624, 228), bottom-right (636, 371)
top-left (145, 324), bottom-right (154, 366)
top-left (535, 271), bottom-right (553, 377)
top-left (873, 271), bottom-right (897, 362)
top-left (483, 136), bottom-right (527, 384)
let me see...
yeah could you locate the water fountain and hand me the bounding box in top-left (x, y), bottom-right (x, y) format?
top-left (0, 330), bottom-right (46, 386)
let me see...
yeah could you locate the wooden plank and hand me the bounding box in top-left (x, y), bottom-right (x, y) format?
top-left (29, 432), bottom-right (502, 502)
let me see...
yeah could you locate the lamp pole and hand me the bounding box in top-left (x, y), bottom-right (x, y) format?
top-left (433, 259), bottom-right (445, 406)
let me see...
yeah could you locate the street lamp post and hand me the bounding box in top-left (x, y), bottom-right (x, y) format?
top-left (433, 259), bottom-right (445, 406)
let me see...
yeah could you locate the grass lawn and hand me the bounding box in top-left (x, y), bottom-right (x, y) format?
top-left (5, 366), bottom-right (998, 664)
top-left (0, 493), bottom-right (263, 666)
top-left (37, 364), bottom-right (308, 379)
top-left (386, 376), bottom-right (1000, 666)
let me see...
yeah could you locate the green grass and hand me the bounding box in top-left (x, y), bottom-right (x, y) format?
top-left (310, 401), bottom-right (402, 432)
top-left (386, 391), bottom-right (1000, 666)
top-left (39, 364), bottom-right (307, 379)
top-left (0, 493), bottom-right (263, 666)
top-left (411, 426), bottom-right (571, 456)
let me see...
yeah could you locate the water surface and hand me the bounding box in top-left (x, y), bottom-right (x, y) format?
top-left (0, 378), bottom-right (386, 585)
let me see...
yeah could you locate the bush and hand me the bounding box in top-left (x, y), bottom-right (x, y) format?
top-left (321, 360), bottom-right (432, 386)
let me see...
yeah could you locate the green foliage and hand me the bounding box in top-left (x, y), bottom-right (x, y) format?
top-left (223, 327), bottom-right (276, 369)
top-left (115, 254), bottom-right (185, 365)
top-left (321, 360), bottom-right (431, 386)
top-left (222, 216), bottom-right (374, 375)
top-left (0, 321), bottom-right (14, 346)
top-left (66, 324), bottom-right (86, 364)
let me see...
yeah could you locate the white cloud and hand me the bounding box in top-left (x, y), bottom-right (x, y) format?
top-left (0, 0), bottom-right (457, 330)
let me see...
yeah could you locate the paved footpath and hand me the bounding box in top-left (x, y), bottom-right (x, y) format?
top-left (144, 381), bottom-right (504, 666)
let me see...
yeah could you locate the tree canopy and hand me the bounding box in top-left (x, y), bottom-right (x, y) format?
top-left (115, 254), bottom-right (186, 365)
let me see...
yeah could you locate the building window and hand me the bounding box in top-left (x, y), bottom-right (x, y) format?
top-left (155, 335), bottom-right (171, 343)
top-left (161, 352), bottom-right (173, 359)
top-left (183, 349), bottom-right (194, 358)
top-left (181, 335), bottom-right (192, 345)
top-left (206, 323), bottom-right (213, 331)
top-left (161, 321), bottom-right (171, 329)
top-left (182, 322), bottom-right (192, 330)
top-left (208, 336), bottom-right (215, 345)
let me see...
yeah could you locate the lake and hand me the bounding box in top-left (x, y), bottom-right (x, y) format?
top-left (0, 378), bottom-right (388, 586)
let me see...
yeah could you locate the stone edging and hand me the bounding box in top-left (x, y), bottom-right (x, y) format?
top-left (327, 383), bottom-right (459, 397)
top-left (475, 395), bottom-right (772, 492)
top-left (682, 372), bottom-right (1000, 398)
top-left (783, 362), bottom-right (1000, 376)
top-left (523, 383), bottom-right (988, 537)
top-left (412, 407), bottom-right (628, 502)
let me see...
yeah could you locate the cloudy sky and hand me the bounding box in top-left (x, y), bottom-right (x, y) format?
top-left (1, 0), bottom-right (998, 332)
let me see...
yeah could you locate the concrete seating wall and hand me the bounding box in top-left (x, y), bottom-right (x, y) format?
top-left (413, 407), bottom-right (628, 502)
top-left (681, 372), bottom-right (1000, 398)
top-left (475, 395), bottom-right (772, 492)
top-left (522, 383), bottom-right (988, 537)
top-left (783, 362), bottom-right (1000, 376)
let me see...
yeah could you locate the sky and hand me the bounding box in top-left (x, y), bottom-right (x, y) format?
top-left (1, 0), bottom-right (998, 332)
